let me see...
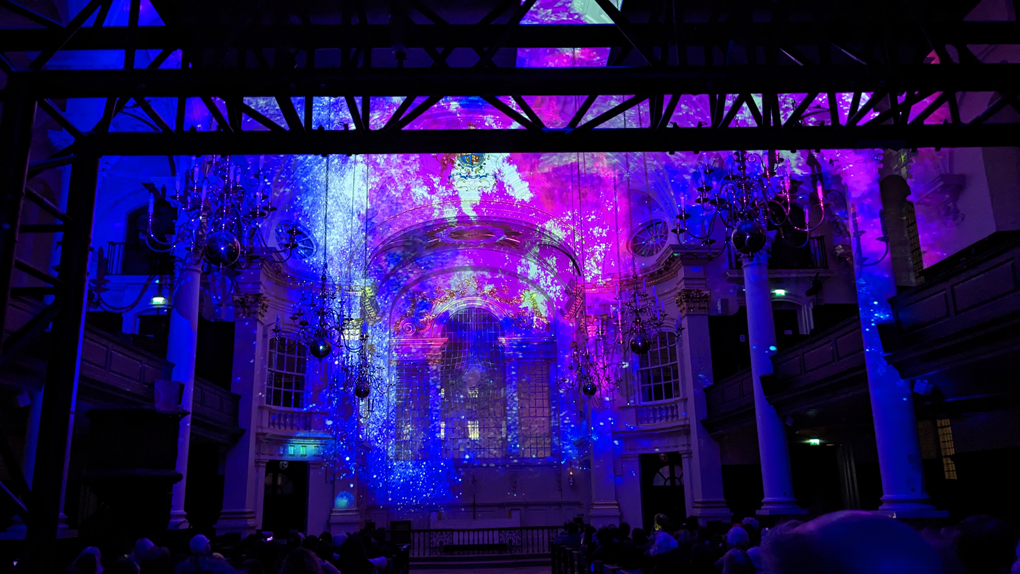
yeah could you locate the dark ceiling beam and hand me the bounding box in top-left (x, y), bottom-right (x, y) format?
top-left (2, 22), bottom-right (1016, 52)
top-left (15, 65), bottom-right (1020, 98)
top-left (77, 124), bottom-right (1017, 156)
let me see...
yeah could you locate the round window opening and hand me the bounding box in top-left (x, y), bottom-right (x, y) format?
top-left (275, 221), bottom-right (316, 260)
top-left (630, 220), bottom-right (670, 258)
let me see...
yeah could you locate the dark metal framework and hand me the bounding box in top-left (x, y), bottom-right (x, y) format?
top-left (1, 0), bottom-right (1019, 563)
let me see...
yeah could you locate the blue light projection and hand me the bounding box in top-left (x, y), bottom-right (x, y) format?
top-left (61, 0), bottom-right (945, 516)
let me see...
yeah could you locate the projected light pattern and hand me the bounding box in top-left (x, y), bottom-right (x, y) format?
top-left (65, 1), bottom-right (949, 517)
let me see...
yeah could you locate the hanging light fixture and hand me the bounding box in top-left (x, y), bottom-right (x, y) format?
top-left (291, 154), bottom-right (349, 360)
top-left (676, 150), bottom-right (833, 256)
top-left (560, 152), bottom-right (622, 404)
top-left (145, 155), bottom-right (297, 269)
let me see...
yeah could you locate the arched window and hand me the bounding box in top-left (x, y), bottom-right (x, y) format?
top-left (267, 335), bottom-right (308, 408)
top-left (638, 332), bottom-right (679, 403)
top-left (440, 308), bottom-right (507, 460)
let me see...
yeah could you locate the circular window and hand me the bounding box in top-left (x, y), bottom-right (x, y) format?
top-left (630, 220), bottom-right (670, 257)
top-left (275, 221), bottom-right (316, 260)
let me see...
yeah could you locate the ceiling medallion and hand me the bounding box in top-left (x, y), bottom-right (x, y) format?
top-left (438, 224), bottom-right (507, 246)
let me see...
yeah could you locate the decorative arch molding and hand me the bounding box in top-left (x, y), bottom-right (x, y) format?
top-left (385, 265), bottom-right (559, 340)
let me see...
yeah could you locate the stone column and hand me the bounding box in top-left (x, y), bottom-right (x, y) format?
top-left (831, 149), bottom-right (942, 517)
top-left (167, 259), bottom-right (203, 528)
top-left (741, 250), bottom-right (803, 516)
top-left (216, 287), bottom-right (270, 535)
top-left (675, 258), bottom-right (732, 524)
top-left (588, 405), bottom-right (621, 528)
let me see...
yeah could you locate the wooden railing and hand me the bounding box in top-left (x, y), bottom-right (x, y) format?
top-left (408, 526), bottom-right (560, 557)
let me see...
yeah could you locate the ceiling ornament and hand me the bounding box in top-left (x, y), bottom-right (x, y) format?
top-left (438, 152), bottom-right (498, 196)
top-left (437, 223), bottom-right (507, 246)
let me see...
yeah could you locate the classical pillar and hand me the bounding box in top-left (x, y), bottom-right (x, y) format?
top-left (254, 459), bottom-right (268, 530)
top-left (675, 260), bottom-right (732, 524)
top-left (167, 259), bottom-right (203, 528)
top-left (216, 287), bottom-right (270, 535)
top-left (588, 405), bottom-right (620, 528)
top-left (832, 149), bottom-right (942, 517)
top-left (741, 249), bottom-right (803, 515)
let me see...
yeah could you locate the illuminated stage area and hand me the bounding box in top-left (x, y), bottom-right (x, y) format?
top-left (2, 1), bottom-right (1020, 572)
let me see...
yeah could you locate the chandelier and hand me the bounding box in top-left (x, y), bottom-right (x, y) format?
top-left (615, 278), bottom-right (670, 355)
top-left (145, 155), bottom-right (297, 269)
top-left (290, 154), bottom-right (352, 359)
top-left (676, 150), bottom-right (826, 256)
top-left (562, 313), bottom-right (622, 400)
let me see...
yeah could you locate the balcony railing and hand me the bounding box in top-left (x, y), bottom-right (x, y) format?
top-left (258, 405), bottom-right (329, 435)
top-left (728, 236), bottom-right (827, 270)
top-left (408, 526), bottom-right (560, 557)
top-left (635, 398), bottom-right (687, 425)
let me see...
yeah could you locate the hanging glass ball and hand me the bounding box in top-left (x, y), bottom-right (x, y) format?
top-left (582, 382), bottom-right (598, 397)
top-left (203, 230), bottom-right (241, 266)
top-left (310, 336), bottom-right (332, 359)
top-left (630, 334), bottom-right (651, 354)
top-left (731, 219), bottom-right (767, 255)
top-left (354, 383), bottom-right (371, 399)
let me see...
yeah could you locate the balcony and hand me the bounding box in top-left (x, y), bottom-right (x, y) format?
top-left (257, 405), bottom-right (330, 437)
top-left (635, 398), bottom-right (688, 426)
top-left (879, 232), bottom-right (1020, 380)
top-left (704, 316), bottom-right (867, 433)
top-left (78, 325), bottom-right (243, 445)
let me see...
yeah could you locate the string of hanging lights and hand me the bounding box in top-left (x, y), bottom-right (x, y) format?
top-left (146, 155), bottom-right (298, 269)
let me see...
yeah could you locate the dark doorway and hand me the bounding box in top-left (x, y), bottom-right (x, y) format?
top-left (263, 460), bottom-right (308, 536)
top-left (640, 452), bottom-right (686, 531)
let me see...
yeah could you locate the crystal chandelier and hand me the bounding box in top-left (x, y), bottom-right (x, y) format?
top-left (676, 150), bottom-right (826, 256)
top-left (145, 155), bottom-right (297, 268)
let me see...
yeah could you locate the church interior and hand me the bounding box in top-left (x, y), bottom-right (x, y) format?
top-left (2, 1), bottom-right (1020, 572)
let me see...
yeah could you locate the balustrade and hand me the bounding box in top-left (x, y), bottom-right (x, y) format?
top-left (407, 526), bottom-right (560, 557)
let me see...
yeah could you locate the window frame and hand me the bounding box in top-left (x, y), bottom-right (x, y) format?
top-left (266, 333), bottom-right (309, 409)
top-left (637, 331), bottom-right (681, 404)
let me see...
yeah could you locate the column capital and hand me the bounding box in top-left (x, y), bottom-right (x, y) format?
top-left (676, 288), bottom-right (711, 316)
top-left (232, 292), bottom-right (269, 321)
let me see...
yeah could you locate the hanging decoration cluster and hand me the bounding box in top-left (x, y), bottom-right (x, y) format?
top-left (146, 155), bottom-right (298, 269)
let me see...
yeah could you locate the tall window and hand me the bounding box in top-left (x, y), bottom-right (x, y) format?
top-left (394, 361), bottom-right (428, 461)
top-left (441, 308), bottom-right (507, 460)
top-left (639, 332), bottom-right (679, 402)
top-left (267, 336), bottom-right (307, 408)
top-left (936, 418), bottom-right (958, 480)
top-left (518, 359), bottom-right (552, 458)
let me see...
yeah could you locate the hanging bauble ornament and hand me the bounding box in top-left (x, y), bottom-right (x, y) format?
top-left (203, 230), bottom-right (241, 266)
top-left (730, 219), bottom-right (767, 255)
top-left (310, 333), bottom-right (332, 359)
top-left (354, 383), bottom-right (371, 399)
top-left (582, 382), bottom-right (598, 397)
top-left (630, 334), bottom-right (651, 355)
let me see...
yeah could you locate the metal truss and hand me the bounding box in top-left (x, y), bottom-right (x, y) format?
top-left (1, 0), bottom-right (1019, 564)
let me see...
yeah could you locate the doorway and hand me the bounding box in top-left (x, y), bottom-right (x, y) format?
top-left (640, 452), bottom-right (686, 531)
top-left (263, 460), bottom-right (308, 536)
